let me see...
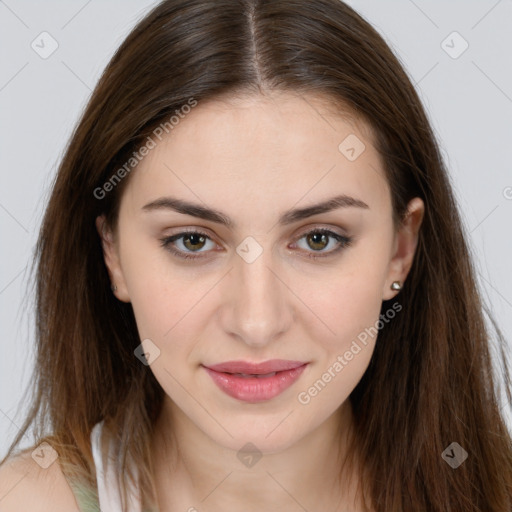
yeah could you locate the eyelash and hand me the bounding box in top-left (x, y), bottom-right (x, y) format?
top-left (159, 228), bottom-right (353, 261)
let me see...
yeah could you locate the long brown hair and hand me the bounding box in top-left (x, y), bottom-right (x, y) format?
top-left (2, 0), bottom-right (511, 510)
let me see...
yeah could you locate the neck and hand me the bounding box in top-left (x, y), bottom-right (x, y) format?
top-left (150, 397), bottom-right (367, 511)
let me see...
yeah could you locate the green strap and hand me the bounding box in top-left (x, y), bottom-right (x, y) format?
top-left (67, 478), bottom-right (101, 512)
top-left (67, 477), bottom-right (158, 512)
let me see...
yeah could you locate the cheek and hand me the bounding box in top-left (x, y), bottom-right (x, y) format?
top-left (303, 281), bottom-right (381, 386)
top-left (299, 236), bottom-right (395, 408)
top-left (294, 276), bottom-right (384, 414)
top-left (118, 231), bottom-right (190, 339)
top-left (120, 236), bottom-right (219, 370)
top-left (298, 253), bottom-right (388, 351)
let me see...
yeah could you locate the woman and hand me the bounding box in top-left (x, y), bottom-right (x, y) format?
top-left (1, 0), bottom-right (511, 510)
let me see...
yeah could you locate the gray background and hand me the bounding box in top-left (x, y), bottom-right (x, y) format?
top-left (1, 0), bottom-right (511, 456)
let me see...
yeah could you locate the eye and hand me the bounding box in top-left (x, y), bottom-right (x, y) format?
top-left (292, 228), bottom-right (353, 259)
top-left (159, 229), bottom-right (215, 260)
top-left (159, 227), bottom-right (353, 261)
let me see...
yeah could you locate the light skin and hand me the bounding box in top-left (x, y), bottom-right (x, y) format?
top-left (96, 91), bottom-right (424, 512)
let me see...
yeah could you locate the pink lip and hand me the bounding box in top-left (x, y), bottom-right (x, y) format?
top-left (202, 360), bottom-right (309, 403)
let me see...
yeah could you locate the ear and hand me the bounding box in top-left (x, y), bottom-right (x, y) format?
top-left (95, 215), bottom-right (131, 303)
top-left (382, 197), bottom-right (424, 301)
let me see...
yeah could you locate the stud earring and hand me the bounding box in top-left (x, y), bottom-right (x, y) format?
top-left (390, 281), bottom-right (402, 291)
top-left (111, 283), bottom-right (118, 292)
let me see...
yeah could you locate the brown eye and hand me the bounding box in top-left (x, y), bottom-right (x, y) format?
top-left (160, 230), bottom-right (215, 260)
top-left (305, 232), bottom-right (330, 251)
top-left (182, 233), bottom-right (207, 251)
top-left (293, 228), bottom-right (353, 260)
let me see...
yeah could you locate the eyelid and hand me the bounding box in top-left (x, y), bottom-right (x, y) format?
top-left (292, 223), bottom-right (349, 239)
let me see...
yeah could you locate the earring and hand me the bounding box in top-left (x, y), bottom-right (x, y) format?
top-left (111, 283), bottom-right (118, 292)
top-left (390, 281), bottom-right (402, 291)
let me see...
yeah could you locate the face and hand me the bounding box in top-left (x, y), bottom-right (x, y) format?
top-left (97, 91), bottom-right (423, 454)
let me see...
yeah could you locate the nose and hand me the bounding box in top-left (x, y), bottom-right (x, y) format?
top-left (220, 246), bottom-right (294, 349)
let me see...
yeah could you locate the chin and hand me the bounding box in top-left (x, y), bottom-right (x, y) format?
top-left (208, 420), bottom-right (304, 455)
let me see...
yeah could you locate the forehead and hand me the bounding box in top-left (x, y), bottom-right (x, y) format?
top-left (121, 91), bottom-right (391, 224)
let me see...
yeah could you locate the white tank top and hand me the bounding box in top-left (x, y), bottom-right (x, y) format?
top-left (90, 420), bottom-right (142, 512)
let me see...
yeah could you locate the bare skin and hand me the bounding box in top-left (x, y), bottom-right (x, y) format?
top-left (0, 451), bottom-right (80, 512)
top-left (97, 90), bottom-right (424, 511)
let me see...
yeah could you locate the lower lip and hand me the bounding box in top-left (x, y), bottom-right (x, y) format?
top-left (203, 364), bottom-right (308, 403)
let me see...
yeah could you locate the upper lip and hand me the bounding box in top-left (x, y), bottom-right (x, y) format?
top-left (203, 359), bottom-right (307, 374)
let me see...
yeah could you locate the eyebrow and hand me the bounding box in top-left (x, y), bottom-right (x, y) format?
top-left (141, 194), bottom-right (369, 228)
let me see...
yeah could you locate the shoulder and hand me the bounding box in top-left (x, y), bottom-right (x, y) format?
top-left (0, 449), bottom-right (81, 512)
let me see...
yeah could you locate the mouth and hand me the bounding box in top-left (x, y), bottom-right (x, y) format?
top-left (202, 360), bottom-right (309, 403)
